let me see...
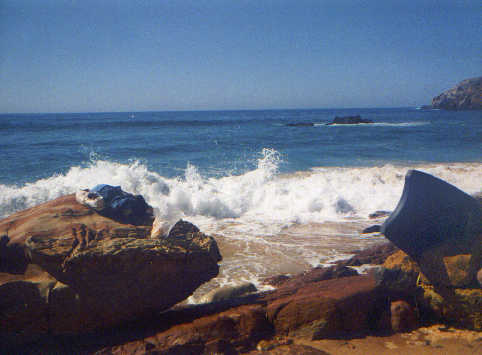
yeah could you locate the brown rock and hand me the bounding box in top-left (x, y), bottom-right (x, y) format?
top-left (390, 300), bottom-right (417, 333)
top-left (0, 264), bottom-right (56, 344)
top-left (0, 195), bottom-right (222, 338)
top-left (264, 275), bottom-right (386, 339)
top-left (432, 76), bottom-right (482, 110)
top-left (338, 242), bottom-right (399, 267)
top-left (96, 304), bottom-right (272, 354)
top-left (263, 274), bottom-right (292, 287)
top-left (382, 250), bottom-right (482, 330)
top-left (250, 344), bottom-right (330, 354)
top-left (200, 282), bottom-right (257, 304)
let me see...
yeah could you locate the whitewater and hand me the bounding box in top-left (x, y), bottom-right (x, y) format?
top-left (1, 150), bottom-right (480, 299)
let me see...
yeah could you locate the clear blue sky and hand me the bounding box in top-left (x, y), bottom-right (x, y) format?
top-left (1, 0), bottom-right (480, 113)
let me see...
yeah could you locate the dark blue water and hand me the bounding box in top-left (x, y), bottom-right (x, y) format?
top-left (0, 108), bottom-right (481, 185)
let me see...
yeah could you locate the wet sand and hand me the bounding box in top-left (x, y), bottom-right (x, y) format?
top-left (189, 220), bottom-right (386, 303)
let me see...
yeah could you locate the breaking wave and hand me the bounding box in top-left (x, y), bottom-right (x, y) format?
top-left (0, 149), bottom-right (480, 238)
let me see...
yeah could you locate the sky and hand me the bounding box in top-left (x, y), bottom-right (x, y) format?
top-left (0, 0), bottom-right (480, 113)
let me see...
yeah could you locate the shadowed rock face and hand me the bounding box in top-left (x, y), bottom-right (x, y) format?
top-left (380, 170), bottom-right (481, 329)
top-left (432, 76), bottom-right (482, 110)
top-left (381, 170), bottom-right (481, 261)
top-left (0, 195), bottom-right (221, 340)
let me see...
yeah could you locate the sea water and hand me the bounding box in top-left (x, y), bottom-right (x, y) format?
top-left (1, 108), bottom-right (481, 301)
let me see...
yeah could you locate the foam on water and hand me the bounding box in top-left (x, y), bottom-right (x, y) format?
top-left (1, 149), bottom-right (480, 230)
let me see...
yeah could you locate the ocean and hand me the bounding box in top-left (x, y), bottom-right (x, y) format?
top-left (1, 108), bottom-right (481, 301)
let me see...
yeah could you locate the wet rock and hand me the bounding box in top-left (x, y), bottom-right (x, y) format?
top-left (274, 265), bottom-right (358, 291)
top-left (200, 282), bottom-right (257, 304)
top-left (362, 225), bottom-right (381, 234)
top-left (263, 274), bottom-right (292, 287)
top-left (167, 219), bottom-right (200, 238)
top-left (264, 275), bottom-right (387, 339)
top-left (337, 242), bottom-right (399, 267)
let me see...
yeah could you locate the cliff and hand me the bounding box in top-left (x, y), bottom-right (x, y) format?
top-left (432, 76), bottom-right (482, 110)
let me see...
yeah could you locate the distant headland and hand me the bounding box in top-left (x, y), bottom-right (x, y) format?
top-left (428, 76), bottom-right (482, 110)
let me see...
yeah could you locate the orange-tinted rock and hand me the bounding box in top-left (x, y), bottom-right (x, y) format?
top-left (0, 195), bottom-right (221, 339)
top-left (390, 300), bottom-right (417, 332)
top-left (95, 304), bottom-right (271, 355)
top-left (264, 275), bottom-right (386, 339)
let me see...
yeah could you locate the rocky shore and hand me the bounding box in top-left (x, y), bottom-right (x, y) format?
top-left (1, 175), bottom-right (481, 354)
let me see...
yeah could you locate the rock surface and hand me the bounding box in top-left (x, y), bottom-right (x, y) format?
top-left (0, 194), bottom-right (221, 342)
top-left (432, 76), bottom-right (482, 110)
top-left (200, 282), bottom-right (257, 304)
top-left (336, 242), bottom-right (399, 267)
top-left (381, 170), bottom-right (481, 288)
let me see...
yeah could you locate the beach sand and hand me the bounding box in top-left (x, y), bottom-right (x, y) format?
top-left (246, 325), bottom-right (481, 354)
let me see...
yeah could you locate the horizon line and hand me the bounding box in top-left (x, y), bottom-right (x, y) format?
top-left (0, 105), bottom-right (419, 116)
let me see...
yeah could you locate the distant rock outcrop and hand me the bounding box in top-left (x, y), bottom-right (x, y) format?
top-left (432, 77), bottom-right (482, 110)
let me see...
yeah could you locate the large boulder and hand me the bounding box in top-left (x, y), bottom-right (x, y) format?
top-left (381, 170), bottom-right (481, 289)
top-left (263, 274), bottom-right (390, 339)
top-left (0, 194), bottom-right (221, 341)
top-left (431, 76), bottom-right (482, 110)
top-left (380, 170), bottom-right (481, 329)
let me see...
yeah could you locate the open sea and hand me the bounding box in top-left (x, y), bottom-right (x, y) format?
top-left (1, 108), bottom-right (481, 301)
